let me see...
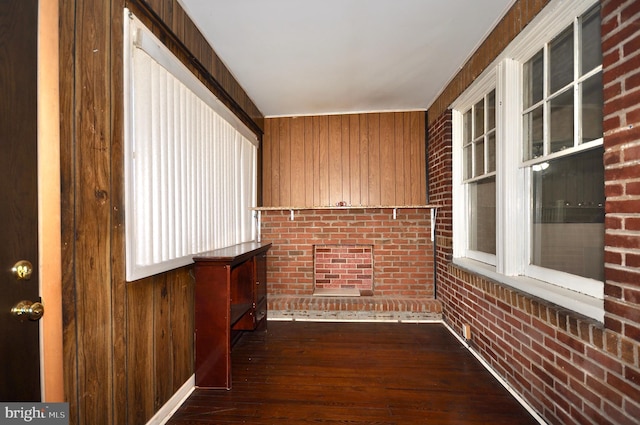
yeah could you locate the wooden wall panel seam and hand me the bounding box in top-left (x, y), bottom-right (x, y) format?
top-left (263, 112), bottom-right (427, 208)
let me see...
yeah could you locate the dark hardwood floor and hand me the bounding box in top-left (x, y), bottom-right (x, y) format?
top-left (167, 321), bottom-right (540, 424)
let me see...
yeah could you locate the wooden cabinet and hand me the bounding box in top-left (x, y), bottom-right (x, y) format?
top-left (193, 242), bottom-right (271, 389)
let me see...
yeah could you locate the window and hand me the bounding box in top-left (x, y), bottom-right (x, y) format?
top-left (523, 3), bottom-right (604, 282)
top-left (452, 0), bottom-right (604, 321)
top-left (462, 91), bottom-right (496, 260)
top-left (124, 11), bottom-right (258, 281)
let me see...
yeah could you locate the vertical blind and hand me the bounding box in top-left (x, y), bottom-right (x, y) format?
top-left (124, 10), bottom-right (258, 281)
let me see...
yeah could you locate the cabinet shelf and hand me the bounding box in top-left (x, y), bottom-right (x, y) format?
top-left (194, 241), bottom-right (271, 389)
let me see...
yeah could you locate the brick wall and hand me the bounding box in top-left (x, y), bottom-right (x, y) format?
top-left (426, 1), bottom-right (640, 423)
top-left (602, 0), bottom-right (640, 342)
top-left (314, 245), bottom-right (373, 292)
top-left (261, 208), bottom-right (435, 298)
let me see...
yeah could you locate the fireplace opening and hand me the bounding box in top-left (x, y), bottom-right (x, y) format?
top-left (313, 244), bottom-right (373, 296)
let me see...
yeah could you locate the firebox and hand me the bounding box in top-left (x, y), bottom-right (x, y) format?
top-left (313, 244), bottom-right (373, 296)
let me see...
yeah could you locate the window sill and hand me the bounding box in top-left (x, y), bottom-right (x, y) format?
top-left (451, 258), bottom-right (604, 323)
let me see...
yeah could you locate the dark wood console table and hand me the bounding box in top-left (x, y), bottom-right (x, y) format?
top-left (193, 241), bottom-right (271, 389)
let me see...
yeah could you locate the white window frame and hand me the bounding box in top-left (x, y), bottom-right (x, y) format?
top-left (451, 0), bottom-right (604, 322)
top-left (455, 77), bottom-right (498, 266)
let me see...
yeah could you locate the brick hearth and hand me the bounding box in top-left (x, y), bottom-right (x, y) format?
top-left (268, 295), bottom-right (442, 321)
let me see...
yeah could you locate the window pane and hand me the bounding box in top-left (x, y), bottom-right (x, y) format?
top-left (463, 144), bottom-right (472, 180)
top-left (581, 4), bottom-right (602, 76)
top-left (474, 100), bottom-right (484, 137)
top-left (550, 26), bottom-right (574, 94)
top-left (582, 72), bottom-right (603, 143)
top-left (463, 110), bottom-right (472, 143)
top-left (523, 106), bottom-right (544, 160)
top-left (524, 50), bottom-right (544, 109)
top-left (469, 177), bottom-right (496, 255)
top-left (474, 138), bottom-right (485, 177)
top-left (550, 89), bottom-right (575, 153)
top-left (487, 132), bottom-right (496, 173)
top-left (487, 90), bottom-right (496, 131)
top-left (531, 148), bottom-right (604, 280)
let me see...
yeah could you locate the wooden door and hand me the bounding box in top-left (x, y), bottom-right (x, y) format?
top-left (0, 0), bottom-right (41, 401)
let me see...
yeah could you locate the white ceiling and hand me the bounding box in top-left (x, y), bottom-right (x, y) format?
top-left (178, 0), bottom-right (514, 118)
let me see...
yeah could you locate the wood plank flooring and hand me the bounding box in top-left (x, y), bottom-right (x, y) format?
top-left (167, 321), bottom-right (540, 424)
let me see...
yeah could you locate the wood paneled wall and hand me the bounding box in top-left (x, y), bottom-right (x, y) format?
top-left (59, 0), bottom-right (263, 423)
top-left (263, 112), bottom-right (427, 207)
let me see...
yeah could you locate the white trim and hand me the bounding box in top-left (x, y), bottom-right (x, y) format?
top-left (147, 375), bottom-right (195, 425)
top-left (496, 58), bottom-right (526, 276)
top-left (451, 109), bottom-right (465, 259)
top-left (264, 108), bottom-right (427, 119)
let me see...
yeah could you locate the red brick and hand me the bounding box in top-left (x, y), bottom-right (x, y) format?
top-left (580, 403), bottom-right (610, 425)
top-left (604, 55), bottom-right (640, 87)
top-left (557, 331), bottom-right (586, 355)
top-left (605, 266), bottom-right (640, 285)
top-left (604, 285), bottom-right (622, 300)
top-left (545, 337), bottom-right (572, 360)
top-left (585, 345), bottom-right (624, 375)
top-left (621, 337), bottom-right (636, 362)
top-left (601, 5), bottom-right (620, 36)
top-left (604, 122), bottom-right (640, 147)
top-left (625, 323), bottom-right (640, 342)
top-left (605, 79), bottom-right (623, 100)
top-left (569, 376), bottom-right (602, 408)
top-left (605, 183), bottom-right (624, 197)
top-left (605, 315), bottom-right (623, 333)
top-left (626, 399), bottom-right (640, 422)
top-left (607, 372), bottom-right (640, 403)
top-left (606, 298), bottom-right (640, 323)
top-left (604, 148), bottom-right (622, 165)
top-left (605, 215), bottom-right (623, 229)
top-left (604, 250), bottom-right (623, 264)
top-left (627, 181), bottom-right (640, 196)
top-left (624, 284), bottom-right (640, 304)
top-left (556, 356), bottom-right (587, 382)
top-left (603, 19), bottom-right (640, 55)
top-left (627, 253), bottom-right (640, 268)
top-left (606, 199), bottom-right (640, 215)
top-left (627, 106), bottom-right (640, 125)
top-left (603, 47), bottom-right (621, 70)
top-left (531, 364), bottom-right (554, 388)
top-left (604, 233), bottom-right (640, 250)
top-left (621, 0), bottom-right (640, 24)
top-left (603, 400), bottom-right (638, 425)
top-left (623, 143), bottom-right (640, 162)
top-left (626, 216), bottom-right (640, 230)
top-left (604, 114), bottom-right (622, 132)
top-left (586, 374), bottom-right (623, 407)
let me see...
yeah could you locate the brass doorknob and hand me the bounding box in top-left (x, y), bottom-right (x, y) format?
top-left (11, 260), bottom-right (33, 280)
top-left (11, 300), bottom-right (44, 321)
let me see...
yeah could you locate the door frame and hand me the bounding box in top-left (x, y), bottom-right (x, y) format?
top-left (38, 0), bottom-right (64, 402)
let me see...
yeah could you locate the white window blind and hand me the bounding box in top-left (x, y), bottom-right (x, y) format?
top-left (123, 10), bottom-right (258, 281)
